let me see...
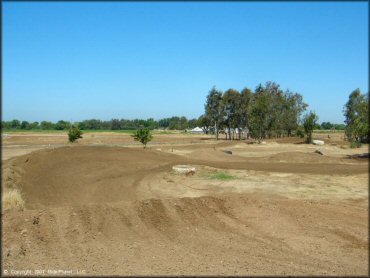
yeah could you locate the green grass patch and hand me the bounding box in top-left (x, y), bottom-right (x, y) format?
top-left (207, 172), bottom-right (237, 180)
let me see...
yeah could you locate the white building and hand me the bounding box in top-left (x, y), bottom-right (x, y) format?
top-left (189, 127), bottom-right (204, 134)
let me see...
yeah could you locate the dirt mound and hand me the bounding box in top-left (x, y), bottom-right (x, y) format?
top-left (267, 151), bottom-right (340, 163)
top-left (4, 146), bottom-right (186, 209)
top-left (2, 146), bottom-right (368, 210)
top-left (2, 193), bottom-right (367, 275)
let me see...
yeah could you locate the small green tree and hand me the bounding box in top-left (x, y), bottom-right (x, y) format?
top-left (68, 125), bottom-right (83, 143)
top-left (132, 128), bottom-right (153, 148)
top-left (303, 111), bottom-right (318, 143)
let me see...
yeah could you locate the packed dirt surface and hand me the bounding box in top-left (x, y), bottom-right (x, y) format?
top-left (2, 132), bottom-right (369, 276)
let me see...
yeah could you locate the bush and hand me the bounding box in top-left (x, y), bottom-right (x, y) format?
top-left (350, 141), bottom-right (362, 148)
top-left (3, 189), bottom-right (25, 211)
top-left (68, 126), bottom-right (83, 142)
top-left (296, 126), bottom-right (305, 138)
top-left (132, 128), bottom-right (153, 148)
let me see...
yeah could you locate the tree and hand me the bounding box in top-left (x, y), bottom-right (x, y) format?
top-left (248, 84), bottom-right (270, 141)
top-left (79, 119), bottom-right (102, 130)
top-left (132, 128), bottom-right (153, 148)
top-left (158, 118), bottom-right (170, 129)
top-left (188, 118), bottom-right (198, 129)
top-left (40, 121), bottom-right (55, 130)
top-left (264, 82), bottom-right (283, 138)
top-left (281, 91), bottom-right (307, 137)
top-left (30, 122), bottom-right (39, 129)
top-left (20, 121), bottom-right (31, 130)
top-left (179, 116), bottom-right (188, 130)
top-left (168, 116), bottom-right (180, 130)
top-left (111, 119), bottom-right (121, 130)
top-left (205, 87), bottom-right (224, 140)
top-left (1, 121), bottom-right (12, 129)
top-left (321, 122), bottom-right (333, 130)
top-left (68, 126), bottom-right (83, 143)
top-left (238, 88), bottom-right (252, 139)
top-left (222, 89), bottom-right (241, 140)
top-left (55, 120), bottom-right (70, 130)
top-left (303, 111), bottom-right (319, 143)
top-left (144, 118), bottom-right (158, 130)
top-left (333, 123), bottom-right (346, 130)
top-left (10, 119), bottom-right (21, 129)
top-left (198, 114), bottom-right (211, 134)
top-left (343, 89), bottom-right (369, 143)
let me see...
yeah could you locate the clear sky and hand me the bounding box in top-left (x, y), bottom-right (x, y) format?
top-left (3, 2), bottom-right (368, 123)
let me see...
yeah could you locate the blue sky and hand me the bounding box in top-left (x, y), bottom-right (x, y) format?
top-left (3, 2), bottom-right (368, 123)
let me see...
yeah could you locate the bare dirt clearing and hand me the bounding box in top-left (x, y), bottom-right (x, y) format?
top-left (2, 132), bottom-right (369, 276)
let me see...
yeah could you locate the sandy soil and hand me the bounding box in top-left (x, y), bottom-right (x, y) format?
top-left (1, 132), bottom-right (369, 276)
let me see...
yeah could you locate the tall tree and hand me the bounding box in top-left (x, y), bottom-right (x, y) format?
top-left (248, 84), bottom-right (270, 141)
top-left (238, 87), bottom-right (252, 139)
top-left (222, 89), bottom-right (241, 140)
top-left (205, 87), bottom-right (224, 140)
top-left (303, 111), bottom-right (319, 143)
top-left (282, 91), bottom-right (307, 136)
top-left (343, 89), bottom-right (369, 143)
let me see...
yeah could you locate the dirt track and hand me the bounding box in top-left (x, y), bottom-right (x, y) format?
top-left (1, 133), bottom-right (369, 276)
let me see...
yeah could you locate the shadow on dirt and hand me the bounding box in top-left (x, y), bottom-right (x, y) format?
top-left (345, 153), bottom-right (369, 160)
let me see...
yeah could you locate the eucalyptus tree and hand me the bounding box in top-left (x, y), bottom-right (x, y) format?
top-left (205, 87), bottom-right (224, 140)
top-left (281, 91), bottom-right (307, 137)
top-left (343, 89), bottom-right (369, 143)
top-left (222, 89), bottom-right (241, 140)
top-left (303, 111), bottom-right (319, 143)
top-left (248, 84), bottom-right (270, 141)
top-left (238, 87), bottom-right (252, 139)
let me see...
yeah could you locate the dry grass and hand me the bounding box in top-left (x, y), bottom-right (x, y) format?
top-left (2, 188), bottom-right (25, 211)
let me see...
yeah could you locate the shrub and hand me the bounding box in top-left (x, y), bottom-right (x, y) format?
top-left (3, 189), bottom-right (25, 211)
top-left (132, 128), bottom-right (153, 148)
top-left (350, 141), bottom-right (362, 148)
top-left (296, 126), bottom-right (305, 138)
top-left (68, 126), bottom-right (83, 143)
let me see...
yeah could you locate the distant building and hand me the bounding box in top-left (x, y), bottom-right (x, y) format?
top-left (189, 127), bottom-right (204, 134)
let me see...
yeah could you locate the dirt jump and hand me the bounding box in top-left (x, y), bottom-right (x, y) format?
top-left (2, 134), bottom-right (369, 276)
